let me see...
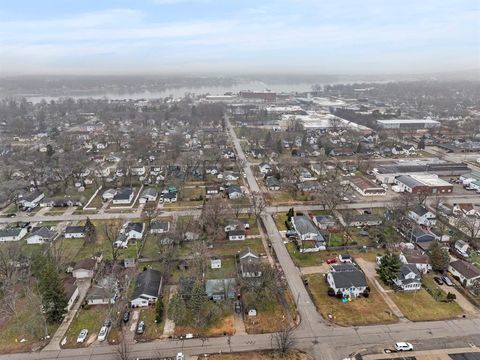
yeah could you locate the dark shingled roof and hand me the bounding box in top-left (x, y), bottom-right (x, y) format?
top-left (330, 270), bottom-right (367, 288)
top-left (132, 269), bottom-right (163, 299)
top-left (450, 260), bottom-right (480, 280)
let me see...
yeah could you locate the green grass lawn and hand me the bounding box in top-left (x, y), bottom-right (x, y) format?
top-left (206, 256), bottom-right (237, 279)
top-left (389, 289), bottom-right (463, 321)
top-left (286, 242), bottom-right (324, 267)
top-left (274, 213), bottom-right (289, 231)
top-left (62, 306), bottom-right (111, 348)
top-left (135, 305), bottom-right (166, 341)
top-left (209, 238), bottom-right (265, 257)
top-left (306, 275), bottom-right (398, 326)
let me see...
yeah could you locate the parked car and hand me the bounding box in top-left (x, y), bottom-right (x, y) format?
top-left (123, 310), bottom-right (130, 323)
top-left (77, 329), bottom-right (88, 343)
top-left (442, 276), bottom-right (453, 286)
top-left (433, 276), bottom-right (444, 285)
top-left (286, 230), bottom-right (298, 238)
top-left (6, 213), bottom-right (16, 218)
top-left (136, 321), bottom-right (145, 334)
top-left (97, 326), bottom-right (109, 342)
top-left (395, 342), bottom-right (413, 351)
top-left (234, 301), bottom-right (242, 314)
top-left (326, 257), bottom-right (337, 264)
top-left (176, 353), bottom-right (185, 360)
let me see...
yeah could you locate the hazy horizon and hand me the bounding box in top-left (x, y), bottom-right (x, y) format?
top-left (1, 0), bottom-right (479, 76)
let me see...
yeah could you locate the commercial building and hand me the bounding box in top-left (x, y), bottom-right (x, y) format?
top-left (394, 174), bottom-right (453, 194)
top-left (377, 119), bottom-right (440, 129)
top-left (349, 176), bottom-right (386, 196)
top-left (374, 162), bottom-right (470, 184)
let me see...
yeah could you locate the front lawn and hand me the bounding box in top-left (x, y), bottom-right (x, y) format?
top-left (134, 304), bottom-right (166, 342)
top-left (174, 307), bottom-right (234, 337)
top-left (243, 293), bottom-right (292, 334)
top-left (286, 243), bottom-right (324, 267)
top-left (389, 289), bottom-right (463, 321)
top-left (210, 238), bottom-right (265, 257)
top-left (206, 350), bottom-right (312, 360)
top-left (206, 256), bottom-right (238, 279)
top-left (306, 274), bottom-right (398, 326)
top-left (62, 306), bottom-right (111, 348)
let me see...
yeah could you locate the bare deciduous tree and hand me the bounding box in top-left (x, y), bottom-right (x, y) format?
top-left (272, 324), bottom-right (296, 356)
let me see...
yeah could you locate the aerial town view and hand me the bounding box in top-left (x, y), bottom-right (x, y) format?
top-left (0, 1), bottom-right (479, 360)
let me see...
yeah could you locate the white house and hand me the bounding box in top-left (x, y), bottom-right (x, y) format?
top-left (326, 265), bottom-right (368, 298)
top-left (102, 189), bottom-right (117, 201)
top-left (239, 248), bottom-right (262, 278)
top-left (139, 188), bottom-right (158, 204)
top-left (150, 221), bottom-right (170, 234)
top-left (64, 226), bottom-right (86, 239)
top-left (18, 190), bottom-right (44, 209)
top-left (26, 227), bottom-right (56, 245)
top-left (131, 166), bottom-right (146, 176)
top-left (408, 205), bottom-right (436, 226)
top-left (258, 162), bottom-right (272, 174)
top-left (130, 269), bottom-right (163, 307)
top-left (226, 186), bottom-right (243, 199)
top-left (0, 228), bottom-right (27, 242)
top-left (399, 250), bottom-right (431, 274)
top-left (228, 229), bottom-right (246, 241)
top-left (455, 240), bottom-right (470, 257)
top-left (393, 264), bottom-right (422, 291)
top-left (112, 188), bottom-right (134, 205)
top-left (449, 260), bottom-right (480, 287)
top-left (453, 203), bottom-right (478, 217)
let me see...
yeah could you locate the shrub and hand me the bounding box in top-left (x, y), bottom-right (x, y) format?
top-left (155, 300), bottom-right (164, 323)
top-left (446, 292), bottom-right (456, 302)
top-left (327, 287), bottom-right (336, 297)
top-left (336, 291), bottom-right (344, 299)
top-left (363, 289), bottom-right (370, 298)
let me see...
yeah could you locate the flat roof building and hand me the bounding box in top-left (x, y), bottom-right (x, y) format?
top-left (395, 174), bottom-right (453, 194)
top-left (377, 119), bottom-right (440, 129)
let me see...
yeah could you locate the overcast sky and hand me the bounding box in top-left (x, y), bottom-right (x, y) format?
top-left (1, 0), bottom-right (479, 75)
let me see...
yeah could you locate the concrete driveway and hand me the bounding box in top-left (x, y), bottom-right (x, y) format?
top-left (438, 283), bottom-right (479, 316)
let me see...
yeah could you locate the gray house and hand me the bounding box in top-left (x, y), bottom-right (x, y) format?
top-left (206, 278), bottom-right (236, 301)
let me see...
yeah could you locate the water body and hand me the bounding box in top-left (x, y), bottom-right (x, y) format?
top-left (25, 81), bottom-right (318, 103)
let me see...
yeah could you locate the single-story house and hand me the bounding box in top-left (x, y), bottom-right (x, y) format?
top-left (122, 222), bottom-right (145, 239)
top-left (258, 162), bottom-right (272, 174)
top-left (224, 219), bottom-right (249, 232)
top-left (228, 229), bottom-right (246, 241)
top-left (291, 216), bottom-right (321, 241)
top-left (406, 227), bottom-right (436, 243)
top-left (266, 176), bottom-right (280, 191)
top-left (226, 186), bottom-right (243, 199)
top-left (18, 190), bottom-right (44, 209)
top-left (139, 188), bottom-right (158, 204)
top-left (102, 189), bottom-right (117, 201)
top-left (297, 180), bottom-right (321, 192)
top-left (449, 260), bottom-right (480, 287)
top-left (112, 188), bottom-right (134, 205)
top-left (408, 205), bottom-right (436, 226)
top-left (0, 227), bottom-right (27, 242)
top-left (64, 225), bottom-right (86, 239)
top-left (86, 286), bottom-right (116, 305)
top-left (239, 248), bottom-right (262, 278)
top-left (72, 259), bottom-right (97, 280)
top-left (313, 215), bottom-right (336, 230)
top-left (206, 185), bottom-right (221, 197)
top-left (162, 191), bottom-right (177, 203)
top-left (326, 266), bottom-right (367, 298)
top-left (150, 221), bottom-right (170, 234)
top-left (393, 264), bottom-right (422, 291)
top-left (205, 278), bottom-right (237, 301)
top-left (131, 269), bottom-right (163, 307)
top-left (347, 214), bottom-right (383, 227)
top-left (26, 227), bottom-right (56, 244)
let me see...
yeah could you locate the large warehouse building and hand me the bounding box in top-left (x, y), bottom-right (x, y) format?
top-left (377, 119), bottom-right (441, 129)
top-left (394, 174), bottom-right (453, 194)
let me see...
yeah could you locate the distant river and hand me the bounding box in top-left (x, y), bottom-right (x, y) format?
top-left (24, 81), bottom-right (318, 103)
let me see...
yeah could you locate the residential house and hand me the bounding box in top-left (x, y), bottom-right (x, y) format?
top-left (453, 203), bottom-right (478, 217)
top-left (72, 259), bottom-right (97, 280)
top-left (258, 162), bottom-right (272, 174)
top-left (112, 188), bottom-right (134, 205)
top-left (251, 148), bottom-right (266, 159)
top-left (224, 219), bottom-right (249, 232)
top-left (206, 185), bottom-right (221, 197)
top-left (87, 285), bottom-right (116, 305)
top-left (211, 257), bottom-right (222, 269)
top-left (228, 229), bottom-right (246, 241)
top-left (455, 240), bottom-right (470, 257)
top-left (393, 264), bottom-right (422, 291)
top-left (297, 180), bottom-right (321, 192)
top-left (408, 205), bottom-right (437, 226)
top-left (406, 227), bottom-right (436, 243)
top-left (18, 190), bottom-right (44, 209)
top-left (399, 249), bottom-right (431, 274)
top-left (312, 215), bottom-right (336, 230)
top-left (64, 225), bottom-right (86, 239)
top-left (223, 172), bottom-right (240, 181)
top-left (131, 166), bottom-right (146, 176)
top-left (226, 185), bottom-right (243, 199)
top-left (291, 216), bottom-right (326, 252)
top-left (449, 260), bottom-right (480, 287)
top-left (347, 214), bottom-right (383, 227)
top-left (63, 276), bottom-right (79, 311)
top-left (139, 188), bottom-right (158, 204)
top-left (130, 269), bottom-right (163, 307)
top-left (26, 227), bottom-right (56, 245)
top-left (266, 176), bottom-right (280, 191)
top-left (238, 248), bottom-right (262, 278)
top-left (205, 278), bottom-right (237, 301)
top-left (0, 228), bottom-right (27, 242)
top-left (299, 168), bottom-right (315, 182)
top-left (102, 189), bottom-right (117, 201)
top-left (150, 221), bottom-right (170, 234)
top-left (329, 148), bottom-right (354, 157)
top-left (162, 191), bottom-right (177, 203)
top-left (326, 265), bottom-right (367, 298)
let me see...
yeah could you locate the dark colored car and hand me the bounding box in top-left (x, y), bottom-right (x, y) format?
top-left (286, 230), bottom-right (298, 238)
top-left (123, 311), bottom-right (130, 323)
top-left (433, 276), bottom-right (444, 285)
top-left (136, 321), bottom-right (145, 334)
top-left (234, 301), bottom-right (241, 314)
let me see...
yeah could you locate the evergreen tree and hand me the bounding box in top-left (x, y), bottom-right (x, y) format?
top-left (167, 294), bottom-right (186, 325)
top-left (84, 217), bottom-right (97, 244)
top-left (418, 136), bottom-right (426, 150)
top-left (276, 139), bottom-right (283, 154)
top-left (46, 144), bottom-right (54, 158)
top-left (429, 241), bottom-right (450, 272)
top-left (155, 299), bottom-right (164, 323)
top-left (38, 259), bottom-right (67, 323)
top-left (286, 208), bottom-right (295, 222)
top-left (377, 253), bottom-right (402, 285)
top-left (189, 282), bottom-right (207, 314)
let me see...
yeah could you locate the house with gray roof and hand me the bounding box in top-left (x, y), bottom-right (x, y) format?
top-left (408, 205), bottom-right (436, 226)
top-left (150, 221), bottom-right (170, 234)
top-left (26, 227), bottom-right (56, 244)
top-left (238, 248), bottom-right (262, 278)
top-left (326, 266), bottom-right (367, 298)
top-left (205, 278), bottom-right (236, 301)
top-left (393, 264), bottom-right (422, 291)
top-left (291, 216), bottom-right (326, 252)
top-left (139, 187), bottom-right (158, 204)
top-left (131, 269), bottom-right (163, 307)
top-left (449, 260), bottom-right (480, 287)
top-left (0, 227), bottom-right (27, 242)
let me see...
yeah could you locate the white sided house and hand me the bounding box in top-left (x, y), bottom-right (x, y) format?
top-left (228, 229), bottom-right (246, 241)
top-left (449, 260), bottom-right (480, 287)
top-left (393, 264), bottom-right (422, 291)
top-left (72, 259), bottom-right (97, 280)
top-left (0, 228), bottom-right (27, 242)
top-left (326, 264), bottom-right (367, 298)
top-left (408, 205), bottom-right (436, 226)
top-left (130, 269), bottom-right (163, 307)
top-left (112, 188), bottom-right (134, 205)
top-left (64, 225), bottom-right (86, 239)
top-left (26, 227), bottom-right (56, 245)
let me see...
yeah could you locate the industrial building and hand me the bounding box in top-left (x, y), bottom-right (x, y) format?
top-left (394, 174), bottom-right (453, 194)
top-left (374, 162), bottom-right (471, 184)
top-left (349, 176), bottom-right (386, 196)
top-left (377, 119), bottom-right (440, 129)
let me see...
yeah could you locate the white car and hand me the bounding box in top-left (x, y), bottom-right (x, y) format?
top-left (97, 326), bottom-right (109, 342)
top-left (176, 353), bottom-right (185, 360)
top-left (77, 329), bottom-right (88, 343)
top-left (395, 342), bottom-right (413, 351)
